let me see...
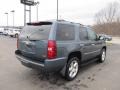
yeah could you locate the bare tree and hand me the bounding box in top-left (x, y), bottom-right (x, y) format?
top-left (94, 2), bottom-right (120, 36)
top-left (95, 2), bottom-right (120, 24)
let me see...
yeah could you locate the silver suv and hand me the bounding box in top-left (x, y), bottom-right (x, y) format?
top-left (15, 20), bottom-right (107, 81)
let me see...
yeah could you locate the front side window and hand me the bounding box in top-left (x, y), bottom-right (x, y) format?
top-left (87, 28), bottom-right (97, 40)
top-left (56, 23), bottom-right (75, 41)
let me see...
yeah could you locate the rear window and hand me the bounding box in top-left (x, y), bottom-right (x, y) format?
top-left (56, 23), bottom-right (75, 41)
top-left (20, 25), bottom-right (52, 40)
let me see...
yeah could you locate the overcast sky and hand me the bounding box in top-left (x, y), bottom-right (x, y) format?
top-left (0, 0), bottom-right (119, 26)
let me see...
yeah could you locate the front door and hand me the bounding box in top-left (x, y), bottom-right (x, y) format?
top-left (79, 26), bottom-right (96, 61)
top-left (86, 27), bottom-right (101, 59)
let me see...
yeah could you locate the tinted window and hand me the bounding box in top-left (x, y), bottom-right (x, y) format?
top-left (87, 28), bottom-right (97, 40)
top-left (20, 25), bottom-right (52, 40)
top-left (79, 27), bottom-right (88, 41)
top-left (56, 24), bottom-right (75, 41)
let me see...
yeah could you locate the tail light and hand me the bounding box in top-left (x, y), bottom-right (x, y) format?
top-left (47, 40), bottom-right (57, 59)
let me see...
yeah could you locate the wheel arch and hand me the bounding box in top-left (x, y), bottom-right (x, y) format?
top-left (102, 46), bottom-right (107, 51)
top-left (67, 51), bottom-right (82, 63)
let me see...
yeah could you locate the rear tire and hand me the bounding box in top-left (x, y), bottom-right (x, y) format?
top-left (65, 57), bottom-right (80, 81)
top-left (98, 49), bottom-right (106, 63)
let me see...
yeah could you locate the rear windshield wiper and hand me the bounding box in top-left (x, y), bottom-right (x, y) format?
top-left (27, 29), bottom-right (44, 41)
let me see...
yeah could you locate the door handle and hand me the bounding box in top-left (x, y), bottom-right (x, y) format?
top-left (91, 44), bottom-right (95, 46)
top-left (80, 44), bottom-right (85, 46)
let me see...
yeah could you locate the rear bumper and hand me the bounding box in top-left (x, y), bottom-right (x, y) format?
top-left (15, 50), bottom-right (66, 72)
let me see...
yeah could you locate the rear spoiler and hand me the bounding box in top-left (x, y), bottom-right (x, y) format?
top-left (27, 22), bottom-right (52, 26)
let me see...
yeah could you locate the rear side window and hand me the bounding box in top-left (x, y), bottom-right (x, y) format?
top-left (79, 27), bottom-right (88, 41)
top-left (56, 24), bottom-right (75, 41)
top-left (20, 25), bottom-right (52, 40)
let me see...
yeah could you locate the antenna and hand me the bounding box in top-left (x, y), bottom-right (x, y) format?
top-left (57, 0), bottom-right (58, 20)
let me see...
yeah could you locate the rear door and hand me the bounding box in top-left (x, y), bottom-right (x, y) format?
top-left (18, 23), bottom-right (52, 61)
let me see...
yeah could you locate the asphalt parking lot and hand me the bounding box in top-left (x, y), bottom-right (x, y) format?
top-left (0, 35), bottom-right (120, 90)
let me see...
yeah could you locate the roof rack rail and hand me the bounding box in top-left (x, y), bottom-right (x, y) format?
top-left (57, 20), bottom-right (75, 24)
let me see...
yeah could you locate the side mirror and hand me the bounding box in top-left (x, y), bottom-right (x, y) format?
top-left (99, 36), bottom-right (104, 40)
top-left (97, 35), bottom-right (105, 40)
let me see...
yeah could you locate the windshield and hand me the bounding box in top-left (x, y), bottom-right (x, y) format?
top-left (20, 25), bottom-right (52, 40)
